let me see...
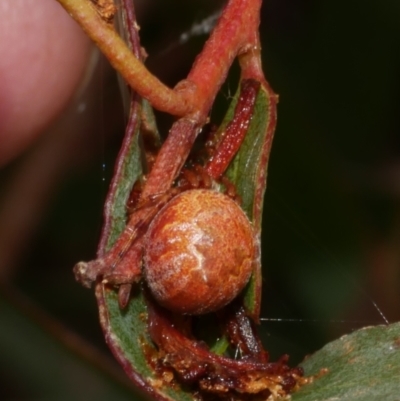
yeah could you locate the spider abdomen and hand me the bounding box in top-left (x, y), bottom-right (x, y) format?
top-left (144, 189), bottom-right (254, 315)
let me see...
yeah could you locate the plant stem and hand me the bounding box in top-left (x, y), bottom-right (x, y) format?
top-left (185, 0), bottom-right (262, 116)
top-left (140, 0), bottom-right (263, 198)
top-left (56, 0), bottom-right (194, 116)
top-left (56, 0), bottom-right (262, 119)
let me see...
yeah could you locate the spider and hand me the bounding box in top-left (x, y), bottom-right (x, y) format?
top-left (74, 79), bottom-right (260, 313)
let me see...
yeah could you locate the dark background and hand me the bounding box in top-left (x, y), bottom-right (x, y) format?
top-left (1, 0), bottom-right (400, 399)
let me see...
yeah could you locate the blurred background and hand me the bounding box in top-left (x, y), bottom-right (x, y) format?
top-left (1, 0), bottom-right (400, 399)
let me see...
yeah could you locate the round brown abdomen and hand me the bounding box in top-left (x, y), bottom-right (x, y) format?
top-left (144, 189), bottom-right (254, 315)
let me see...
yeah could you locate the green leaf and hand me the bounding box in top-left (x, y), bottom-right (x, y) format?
top-left (221, 80), bottom-right (276, 317)
top-left (293, 322), bottom-right (400, 401)
top-left (225, 83), bottom-right (273, 223)
top-left (98, 286), bottom-right (195, 401)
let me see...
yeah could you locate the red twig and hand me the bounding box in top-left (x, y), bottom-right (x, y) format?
top-left (56, 0), bottom-right (262, 120)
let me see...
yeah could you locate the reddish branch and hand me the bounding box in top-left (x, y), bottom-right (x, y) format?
top-left (205, 80), bottom-right (260, 179)
top-left (56, 0), bottom-right (262, 119)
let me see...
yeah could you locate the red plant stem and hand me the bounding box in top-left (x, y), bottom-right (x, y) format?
top-left (184, 0), bottom-right (262, 117)
top-left (119, 0), bottom-right (141, 56)
top-left (239, 45), bottom-right (265, 82)
top-left (56, 0), bottom-right (194, 116)
top-left (205, 79), bottom-right (260, 179)
top-left (56, 0), bottom-right (262, 120)
top-left (141, 0), bottom-right (263, 199)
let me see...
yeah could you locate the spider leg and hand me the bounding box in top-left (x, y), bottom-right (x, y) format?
top-left (73, 190), bottom-right (177, 288)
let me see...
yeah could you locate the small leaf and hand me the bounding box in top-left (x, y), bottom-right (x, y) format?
top-left (225, 82), bottom-right (275, 225)
top-left (218, 80), bottom-right (277, 318)
top-left (293, 322), bottom-right (400, 401)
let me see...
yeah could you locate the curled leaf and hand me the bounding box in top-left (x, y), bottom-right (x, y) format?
top-left (95, 77), bottom-right (282, 401)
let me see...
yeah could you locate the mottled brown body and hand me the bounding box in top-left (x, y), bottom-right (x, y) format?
top-left (144, 189), bottom-right (254, 314)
